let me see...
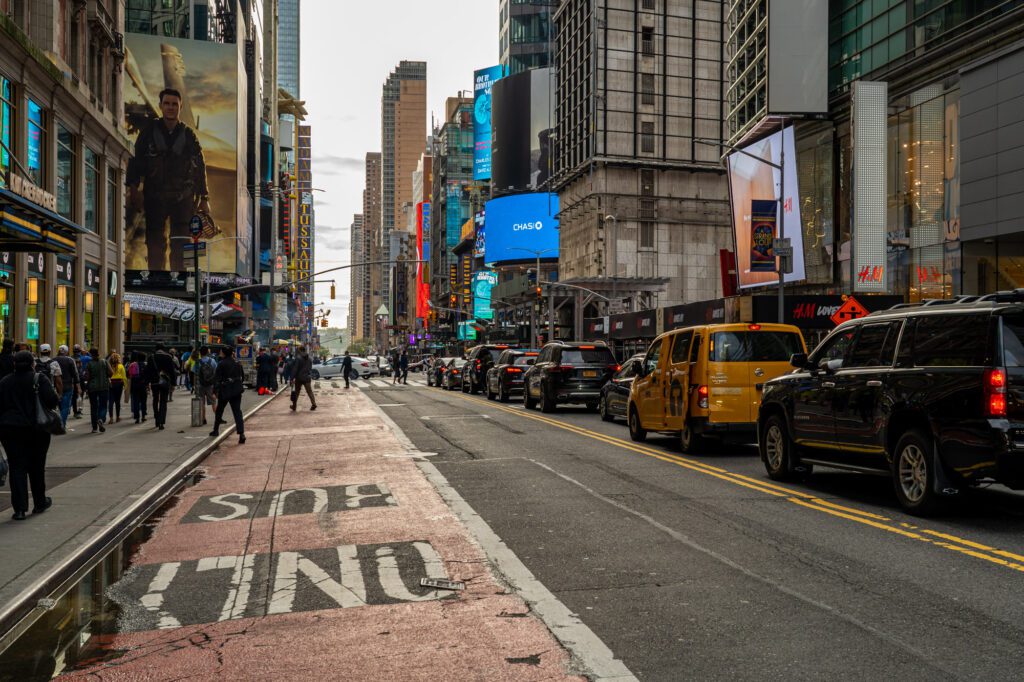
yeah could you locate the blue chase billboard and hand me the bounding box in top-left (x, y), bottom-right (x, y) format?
top-left (473, 65), bottom-right (504, 181)
top-left (484, 193), bottom-right (560, 266)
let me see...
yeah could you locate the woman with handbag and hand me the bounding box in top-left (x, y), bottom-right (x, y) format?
top-left (0, 351), bottom-right (59, 520)
top-left (209, 346), bottom-right (246, 444)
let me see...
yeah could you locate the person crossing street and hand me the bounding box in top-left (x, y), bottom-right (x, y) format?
top-left (341, 351), bottom-right (353, 389)
top-left (289, 346), bottom-right (317, 411)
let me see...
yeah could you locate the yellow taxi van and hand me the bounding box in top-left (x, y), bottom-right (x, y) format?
top-left (627, 322), bottom-right (806, 452)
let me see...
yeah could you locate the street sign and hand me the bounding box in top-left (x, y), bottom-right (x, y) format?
top-left (830, 296), bottom-right (870, 326)
top-left (183, 241), bottom-right (207, 253)
top-left (773, 237), bottom-right (791, 251)
top-left (189, 215), bottom-right (203, 237)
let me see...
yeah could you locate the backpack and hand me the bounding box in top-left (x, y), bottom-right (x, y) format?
top-left (198, 357), bottom-right (216, 386)
top-left (128, 361), bottom-right (139, 379)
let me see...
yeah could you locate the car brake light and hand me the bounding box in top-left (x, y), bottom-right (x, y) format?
top-left (697, 385), bottom-right (709, 409)
top-left (506, 367), bottom-right (522, 374)
top-left (525, 352), bottom-right (539, 356)
top-left (579, 345), bottom-right (596, 350)
top-left (748, 324), bottom-right (762, 331)
top-left (608, 364), bottom-right (621, 372)
top-left (475, 359), bottom-right (481, 369)
top-left (361, 362), bottom-right (368, 367)
top-left (986, 369), bottom-right (1007, 417)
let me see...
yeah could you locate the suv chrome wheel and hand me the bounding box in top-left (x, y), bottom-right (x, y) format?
top-left (892, 430), bottom-right (943, 516)
top-left (898, 443), bottom-right (927, 504)
top-left (764, 423), bottom-right (784, 472)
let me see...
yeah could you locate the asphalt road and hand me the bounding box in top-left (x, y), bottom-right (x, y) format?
top-left (364, 375), bottom-right (1024, 681)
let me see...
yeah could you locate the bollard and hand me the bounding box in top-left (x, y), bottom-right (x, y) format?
top-left (191, 396), bottom-right (204, 427)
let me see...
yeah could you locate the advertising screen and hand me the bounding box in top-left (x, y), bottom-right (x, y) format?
top-left (416, 202), bottom-right (431, 319)
top-left (473, 65), bottom-right (504, 181)
top-left (492, 67), bottom-right (552, 193)
top-left (727, 126), bottom-right (805, 288)
top-left (123, 34), bottom-right (244, 275)
top-left (473, 270), bottom-right (497, 320)
top-left (484, 193), bottom-right (559, 265)
top-left (473, 211), bottom-right (485, 258)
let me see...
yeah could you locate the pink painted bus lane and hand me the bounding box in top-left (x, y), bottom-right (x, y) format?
top-left (62, 387), bottom-right (582, 681)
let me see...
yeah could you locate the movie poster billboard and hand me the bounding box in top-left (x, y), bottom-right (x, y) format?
top-left (750, 200), bottom-right (777, 272)
top-left (123, 34), bottom-right (247, 275)
top-left (473, 270), bottom-right (497, 320)
top-left (726, 126), bottom-right (805, 288)
top-left (473, 66), bottom-right (504, 181)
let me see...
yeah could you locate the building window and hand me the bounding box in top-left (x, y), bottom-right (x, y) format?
top-left (106, 166), bottom-right (118, 242)
top-left (641, 27), bottom-right (655, 56)
top-left (641, 73), bottom-right (655, 105)
top-left (640, 223), bottom-right (655, 249)
top-left (640, 169), bottom-right (654, 196)
top-left (27, 99), bottom-right (45, 187)
top-left (640, 122), bottom-right (655, 153)
top-left (57, 124), bottom-right (75, 220)
top-left (84, 148), bottom-right (99, 232)
top-left (642, 0), bottom-right (655, 8)
top-left (0, 76), bottom-right (13, 188)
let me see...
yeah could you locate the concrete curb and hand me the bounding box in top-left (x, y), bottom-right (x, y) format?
top-left (0, 388), bottom-right (284, 655)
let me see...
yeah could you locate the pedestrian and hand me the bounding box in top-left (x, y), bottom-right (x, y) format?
top-left (399, 349), bottom-right (409, 384)
top-left (282, 352), bottom-right (294, 383)
top-left (268, 348), bottom-right (280, 391)
top-left (195, 345), bottom-right (217, 425)
top-left (108, 352), bottom-right (126, 423)
top-left (255, 347), bottom-right (273, 393)
top-left (0, 339), bottom-right (14, 380)
top-left (0, 351), bottom-right (58, 520)
top-left (71, 344), bottom-right (86, 418)
top-left (54, 345), bottom-right (79, 428)
top-left (128, 351), bottom-right (149, 424)
top-left (83, 348), bottom-right (111, 434)
top-left (289, 346), bottom-right (317, 411)
top-left (147, 343), bottom-right (177, 430)
top-left (341, 351), bottom-right (353, 389)
top-left (36, 344), bottom-right (63, 396)
top-left (209, 346), bottom-right (246, 444)
top-left (168, 348), bottom-right (180, 400)
top-left (391, 348), bottom-right (401, 385)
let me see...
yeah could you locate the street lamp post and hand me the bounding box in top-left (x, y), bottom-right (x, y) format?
top-left (172, 235), bottom-right (244, 343)
top-left (603, 215), bottom-right (618, 311)
top-left (508, 247), bottom-right (557, 348)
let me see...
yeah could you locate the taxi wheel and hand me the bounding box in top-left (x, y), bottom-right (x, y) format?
top-left (679, 422), bottom-right (703, 454)
top-left (599, 396), bottom-right (614, 422)
top-left (628, 407), bottom-right (647, 442)
top-left (540, 385), bottom-right (557, 413)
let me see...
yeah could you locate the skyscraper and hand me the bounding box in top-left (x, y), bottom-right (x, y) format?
top-left (362, 153), bottom-right (383, 349)
top-left (379, 61), bottom-right (427, 330)
top-left (499, 0), bottom-right (555, 74)
top-left (278, 0), bottom-right (300, 97)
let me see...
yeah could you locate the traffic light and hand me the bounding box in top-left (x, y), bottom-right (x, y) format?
top-left (330, 283), bottom-right (336, 299)
top-left (449, 294), bottom-right (457, 306)
top-left (535, 286), bottom-right (543, 298)
top-left (321, 318), bottom-right (328, 328)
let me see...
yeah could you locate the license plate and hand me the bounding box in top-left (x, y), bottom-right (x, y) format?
top-left (583, 370), bottom-right (598, 378)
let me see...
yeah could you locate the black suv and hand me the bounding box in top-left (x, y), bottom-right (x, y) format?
top-left (758, 295), bottom-right (1024, 515)
top-left (463, 344), bottom-right (516, 394)
top-left (523, 341), bottom-right (618, 413)
top-left (485, 349), bottom-right (539, 402)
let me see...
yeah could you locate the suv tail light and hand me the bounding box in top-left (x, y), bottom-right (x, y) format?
top-left (697, 385), bottom-right (709, 409)
top-left (505, 367), bottom-right (522, 374)
top-left (475, 359), bottom-right (482, 370)
top-left (608, 364), bottom-right (621, 372)
top-left (986, 368), bottom-right (1007, 418)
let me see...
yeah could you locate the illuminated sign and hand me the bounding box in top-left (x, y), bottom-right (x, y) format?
top-left (483, 193), bottom-right (559, 265)
top-left (473, 270), bottom-right (497, 320)
top-left (473, 65), bottom-right (504, 181)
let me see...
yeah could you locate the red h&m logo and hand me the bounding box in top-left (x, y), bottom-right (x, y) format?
top-left (783, 197), bottom-right (793, 214)
top-left (857, 266), bottom-right (884, 284)
top-left (792, 303), bottom-right (817, 320)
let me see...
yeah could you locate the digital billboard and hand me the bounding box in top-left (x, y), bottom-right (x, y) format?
top-left (473, 270), bottom-right (497, 320)
top-left (124, 34), bottom-right (246, 275)
top-left (473, 65), bottom-right (504, 181)
top-left (484, 193), bottom-right (559, 266)
top-left (492, 67), bottom-right (552, 193)
top-left (726, 126), bottom-right (805, 288)
top-left (416, 202), bottom-right (431, 319)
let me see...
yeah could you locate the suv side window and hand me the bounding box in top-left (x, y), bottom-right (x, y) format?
top-left (846, 322), bottom-right (901, 368)
top-left (670, 332), bottom-right (693, 364)
top-left (913, 314), bottom-right (992, 367)
top-left (812, 328), bottom-right (856, 367)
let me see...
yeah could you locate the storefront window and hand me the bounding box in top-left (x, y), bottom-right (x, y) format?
top-left (26, 278), bottom-right (45, 354)
top-left (0, 76), bottom-right (13, 188)
top-left (27, 99), bottom-right (45, 187)
top-left (106, 166), bottom-right (118, 242)
top-left (107, 297), bottom-right (117, 354)
top-left (83, 291), bottom-right (96, 348)
top-left (84, 148), bottom-right (99, 232)
top-left (57, 124), bottom-right (76, 219)
top-left (0, 278), bottom-right (11, 345)
top-left (796, 124), bottom-right (834, 285)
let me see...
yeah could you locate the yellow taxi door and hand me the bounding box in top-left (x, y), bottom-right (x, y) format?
top-left (706, 328), bottom-right (754, 425)
top-left (663, 331), bottom-right (693, 431)
top-left (633, 337), bottom-right (667, 430)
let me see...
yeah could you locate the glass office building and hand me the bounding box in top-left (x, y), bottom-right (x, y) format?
top-left (500, 0), bottom-right (555, 74)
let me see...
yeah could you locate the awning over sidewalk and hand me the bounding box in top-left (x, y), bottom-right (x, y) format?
top-left (0, 187), bottom-right (84, 253)
top-left (125, 292), bottom-right (235, 321)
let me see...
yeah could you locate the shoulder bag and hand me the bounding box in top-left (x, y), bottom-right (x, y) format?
top-left (33, 374), bottom-right (65, 435)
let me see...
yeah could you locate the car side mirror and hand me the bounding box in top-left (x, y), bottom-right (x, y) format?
top-left (525, 358), bottom-right (535, 366)
top-left (790, 353), bottom-right (808, 369)
top-left (819, 358), bottom-right (843, 374)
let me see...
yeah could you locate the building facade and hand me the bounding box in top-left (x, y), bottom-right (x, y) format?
top-left (348, 213), bottom-right (366, 342)
top-left (552, 0), bottom-right (733, 311)
top-left (277, 0), bottom-right (300, 98)
top-left (362, 152), bottom-right (383, 348)
top-left (0, 0), bottom-right (129, 353)
top-left (500, 0), bottom-right (555, 75)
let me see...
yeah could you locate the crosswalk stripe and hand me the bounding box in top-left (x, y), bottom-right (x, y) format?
top-left (352, 380), bottom-right (369, 388)
top-left (370, 379), bottom-right (390, 387)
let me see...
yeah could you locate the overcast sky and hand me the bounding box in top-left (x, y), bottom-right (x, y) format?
top-left (301, 0), bottom-right (498, 331)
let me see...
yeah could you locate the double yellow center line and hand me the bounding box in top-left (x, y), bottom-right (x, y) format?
top-left (451, 391), bottom-right (1024, 575)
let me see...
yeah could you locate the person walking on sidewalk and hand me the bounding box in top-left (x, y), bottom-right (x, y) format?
top-left (0, 339), bottom-right (15, 380)
top-left (108, 352), bottom-right (127, 423)
top-left (128, 351), bottom-right (149, 424)
top-left (168, 348), bottom-right (181, 402)
top-left (399, 349), bottom-right (409, 385)
top-left (54, 345), bottom-right (79, 428)
top-left (195, 345), bottom-right (217, 425)
top-left (341, 351), bottom-right (353, 389)
top-left (71, 344), bottom-right (87, 419)
top-left (0, 351), bottom-right (58, 520)
top-left (289, 346), bottom-right (317, 411)
top-left (209, 347), bottom-right (245, 444)
top-left (147, 344), bottom-right (177, 430)
top-left (36, 344), bottom-right (63, 396)
top-left (83, 348), bottom-right (111, 433)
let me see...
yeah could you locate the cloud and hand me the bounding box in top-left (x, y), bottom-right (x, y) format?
top-left (318, 234), bottom-right (350, 251)
top-left (313, 154), bottom-right (364, 175)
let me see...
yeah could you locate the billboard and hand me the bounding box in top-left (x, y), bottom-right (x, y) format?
top-left (416, 202), bottom-right (431, 319)
top-left (473, 65), bottom-right (504, 181)
top-left (484, 193), bottom-right (560, 266)
top-left (767, 0), bottom-right (828, 116)
top-left (297, 193), bottom-right (313, 296)
top-left (473, 210), bottom-right (485, 258)
top-left (727, 126), bottom-right (805, 288)
top-left (473, 270), bottom-right (497, 320)
top-left (123, 34), bottom-right (247, 275)
top-left (492, 67), bottom-right (553, 193)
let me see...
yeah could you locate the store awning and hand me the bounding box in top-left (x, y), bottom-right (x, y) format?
top-left (0, 187), bottom-right (84, 253)
top-left (125, 292), bottom-right (235, 322)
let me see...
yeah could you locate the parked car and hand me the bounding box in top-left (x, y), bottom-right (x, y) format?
top-left (485, 350), bottom-right (539, 401)
top-left (758, 295), bottom-right (1024, 515)
top-left (442, 358), bottom-right (468, 391)
top-left (523, 341), bottom-right (619, 413)
top-left (627, 323), bottom-right (806, 453)
top-left (462, 344), bottom-right (517, 394)
top-left (598, 355), bottom-right (645, 422)
top-left (428, 357), bottom-right (458, 387)
top-left (378, 359), bottom-right (393, 377)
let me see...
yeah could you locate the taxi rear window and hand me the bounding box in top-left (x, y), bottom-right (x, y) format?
top-left (709, 332), bottom-right (802, 362)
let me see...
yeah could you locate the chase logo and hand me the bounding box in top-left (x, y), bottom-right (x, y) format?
top-left (513, 221), bottom-right (543, 231)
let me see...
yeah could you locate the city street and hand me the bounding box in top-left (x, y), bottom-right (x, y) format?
top-left (362, 376), bottom-right (1024, 679)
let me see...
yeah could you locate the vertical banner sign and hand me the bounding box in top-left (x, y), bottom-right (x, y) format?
top-left (297, 194), bottom-right (313, 295)
top-left (473, 66), bottom-right (504, 181)
top-left (750, 199), bottom-right (777, 272)
top-left (461, 255), bottom-right (471, 309)
top-left (852, 81), bottom-right (888, 293)
top-left (449, 263), bottom-right (458, 303)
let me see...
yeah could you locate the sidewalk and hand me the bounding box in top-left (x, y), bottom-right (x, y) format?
top-left (0, 386), bottom-right (265, 627)
top-left (63, 383), bottom-right (584, 680)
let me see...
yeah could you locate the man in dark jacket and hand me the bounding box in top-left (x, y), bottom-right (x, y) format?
top-left (0, 339), bottom-right (15, 380)
top-left (83, 348), bottom-right (111, 433)
top-left (0, 351), bottom-right (59, 520)
top-left (148, 343), bottom-right (178, 430)
top-left (341, 351), bottom-right (353, 389)
top-left (53, 345), bottom-right (79, 427)
top-left (210, 347), bottom-right (245, 444)
top-left (289, 346), bottom-right (317, 411)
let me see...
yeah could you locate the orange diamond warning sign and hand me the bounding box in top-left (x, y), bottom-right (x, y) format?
top-left (831, 296), bottom-right (870, 326)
